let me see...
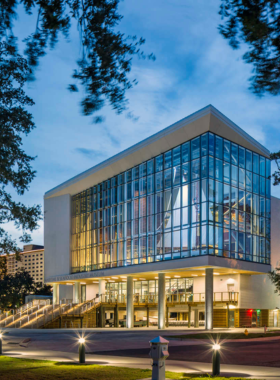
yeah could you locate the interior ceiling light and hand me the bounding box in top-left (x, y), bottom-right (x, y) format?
top-left (174, 275), bottom-right (181, 278)
top-left (214, 272), bottom-right (220, 275)
top-left (192, 274), bottom-right (198, 277)
top-left (166, 276), bottom-right (171, 278)
top-left (111, 277), bottom-right (118, 279)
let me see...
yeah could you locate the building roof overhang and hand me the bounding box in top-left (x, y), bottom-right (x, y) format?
top-left (45, 105), bottom-right (270, 199)
top-left (45, 255), bottom-right (270, 284)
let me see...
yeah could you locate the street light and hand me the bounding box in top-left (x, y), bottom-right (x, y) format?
top-left (78, 337), bottom-right (85, 363)
top-left (212, 343), bottom-right (221, 376)
top-left (0, 333), bottom-right (2, 355)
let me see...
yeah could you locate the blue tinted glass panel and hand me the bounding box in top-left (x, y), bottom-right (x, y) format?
top-left (260, 156), bottom-right (265, 177)
top-left (182, 142), bottom-right (190, 163)
top-left (246, 150), bottom-right (252, 171)
top-left (253, 153), bottom-right (259, 174)
top-left (155, 155), bottom-right (163, 172)
top-left (201, 134), bottom-right (208, 157)
top-left (191, 137), bottom-right (200, 160)
top-left (224, 140), bottom-right (230, 162)
top-left (209, 133), bottom-right (214, 156)
top-left (215, 136), bottom-right (223, 159)
top-left (164, 151), bottom-right (172, 169)
top-left (239, 147), bottom-right (245, 168)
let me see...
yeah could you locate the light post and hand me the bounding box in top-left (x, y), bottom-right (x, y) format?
top-left (212, 343), bottom-right (221, 376)
top-left (78, 337), bottom-right (85, 364)
top-left (0, 333), bottom-right (3, 355)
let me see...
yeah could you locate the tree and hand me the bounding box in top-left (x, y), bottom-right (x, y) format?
top-left (0, 268), bottom-right (35, 309)
top-left (219, 0), bottom-right (280, 96)
top-left (269, 268), bottom-right (280, 295)
top-left (0, 268), bottom-right (52, 309)
top-left (34, 283), bottom-right (53, 296)
top-left (0, 41), bottom-right (41, 264)
top-left (0, 0), bottom-right (155, 121)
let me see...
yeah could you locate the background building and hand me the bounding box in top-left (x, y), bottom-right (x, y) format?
top-left (44, 105), bottom-right (280, 329)
top-left (6, 245), bottom-right (45, 284)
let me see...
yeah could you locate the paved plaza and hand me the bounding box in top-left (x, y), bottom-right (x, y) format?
top-left (1, 327), bottom-right (280, 379)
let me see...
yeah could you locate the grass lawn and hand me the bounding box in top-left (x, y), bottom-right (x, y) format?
top-left (166, 331), bottom-right (280, 340)
top-left (0, 356), bottom-right (258, 380)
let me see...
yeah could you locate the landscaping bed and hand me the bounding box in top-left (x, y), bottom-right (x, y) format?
top-left (0, 356), bottom-right (258, 380)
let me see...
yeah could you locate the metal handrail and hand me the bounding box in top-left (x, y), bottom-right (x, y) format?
top-left (97, 292), bottom-right (239, 305)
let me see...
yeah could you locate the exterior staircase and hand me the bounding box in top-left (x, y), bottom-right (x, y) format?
top-left (0, 300), bottom-right (51, 328)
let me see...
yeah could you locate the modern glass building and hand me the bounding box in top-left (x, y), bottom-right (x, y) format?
top-left (44, 105), bottom-right (279, 330)
top-left (71, 132), bottom-right (271, 274)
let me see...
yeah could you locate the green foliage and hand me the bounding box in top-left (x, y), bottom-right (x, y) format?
top-left (270, 151), bottom-right (280, 185)
top-left (219, 0), bottom-right (280, 96)
top-left (0, 268), bottom-right (52, 309)
top-left (269, 267), bottom-right (280, 294)
top-left (0, 42), bottom-right (41, 263)
top-left (0, 0), bottom-right (155, 120)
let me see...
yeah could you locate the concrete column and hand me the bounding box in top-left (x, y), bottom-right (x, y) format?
top-left (74, 282), bottom-right (81, 304)
top-left (205, 268), bottom-right (213, 330)
top-left (158, 273), bottom-right (166, 329)
top-left (194, 309), bottom-right (199, 328)
top-left (127, 276), bottom-right (134, 328)
top-left (53, 284), bottom-right (58, 305)
top-left (99, 279), bottom-right (106, 302)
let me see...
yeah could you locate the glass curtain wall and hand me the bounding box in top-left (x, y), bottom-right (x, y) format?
top-left (105, 278), bottom-right (194, 303)
top-left (71, 132), bottom-right (271, 273)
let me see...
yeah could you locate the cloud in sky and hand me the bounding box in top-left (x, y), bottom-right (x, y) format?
top-left (7, 0), bottom-right (280, 247)
top-left (75, 148), bottom-right (108, 161)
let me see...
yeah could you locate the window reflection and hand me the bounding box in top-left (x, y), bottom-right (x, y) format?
top-left (71, 132), bottom-right (271, 272)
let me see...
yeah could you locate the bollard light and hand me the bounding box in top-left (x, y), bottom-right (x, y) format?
top-left (212, 343), bottom-right (221, 376)
top-left (78, 337), bottom-right (86, 364)
top-left (0, 333), bottom-right (2, 355)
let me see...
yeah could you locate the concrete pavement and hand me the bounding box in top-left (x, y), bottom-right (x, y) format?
top-left (1, 328), bottom-right (280, 379)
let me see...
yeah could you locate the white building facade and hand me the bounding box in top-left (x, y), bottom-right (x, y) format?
top-left (44, 105), bottom-right (280, 329)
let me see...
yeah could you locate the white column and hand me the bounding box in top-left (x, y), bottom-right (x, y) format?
top-left (99, 279), bottom-right (106, 302)
top-left (74, 282), bottom-right (81, 304)
top-left (205, 268), bottom-right (213, 330)
top-left (158, 273), bottom-right (166, 329)
top-left (53, 283), bottom-right (58, 305)
top-left (127, 276), bottom-right (134, 328)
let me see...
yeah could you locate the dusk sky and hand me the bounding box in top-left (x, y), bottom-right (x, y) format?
top-left (9, 0), bottom-right (280, 246)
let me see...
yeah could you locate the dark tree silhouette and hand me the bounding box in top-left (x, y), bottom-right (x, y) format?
top-left (0, 0), bottom-right (155, 120)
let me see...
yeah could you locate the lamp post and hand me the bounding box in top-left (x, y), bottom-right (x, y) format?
top-left (212, 343), bottom-right (221, 376)
top-left (78, 337), bottom-right (85, 364)
top-left (0, 333), bottom-right (3, 355)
